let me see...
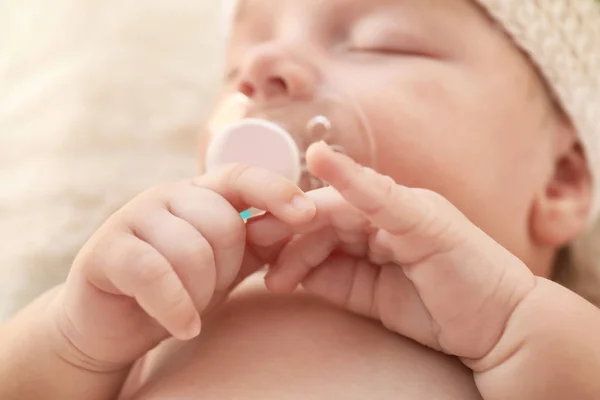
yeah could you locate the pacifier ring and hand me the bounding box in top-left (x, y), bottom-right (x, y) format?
top-left (307, 115), bottom-right (332, 141)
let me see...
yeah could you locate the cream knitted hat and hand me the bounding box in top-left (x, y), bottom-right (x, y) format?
top-left (221, 0), bottom-right (600, 222)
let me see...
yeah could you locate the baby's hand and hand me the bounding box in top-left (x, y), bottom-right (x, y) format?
top-left (53, 165), bottom-right (315, 371)
top-left (249, 142), bottom-right (536, 361)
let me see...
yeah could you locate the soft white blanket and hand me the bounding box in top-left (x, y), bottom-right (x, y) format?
top-left (0, 0), bottom-right (222, 321)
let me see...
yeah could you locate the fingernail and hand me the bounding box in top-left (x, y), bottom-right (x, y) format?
top-left (183, 315), bottom-right (202, 340)
top-left (288, 194), bottom-right (314, 213)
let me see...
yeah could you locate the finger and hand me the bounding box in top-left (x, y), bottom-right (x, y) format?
top-left (302, 254), bottom-right (374, 316)
top-left (306, 141), bottom-right (464, 264)
top-left (163, 185), bottom-right (245, 291)
top-left (266, 227), bottom-right (446, 350)
top-left (246, 186), bottom-right (369, 248)
top-left (164, 182), bottom-right (304, 298)
top-left (202, 239), bottom-right (290, 316)
top-left (265, 229), bottom-right (338, 293)
top-left (94, 232), bottom-right (201, 341)
top-left (367, 231), bottom-right (396, 265)
top-left (129, 207), bottom-right (217, 313)
top-left (302, 257), bottom-right (441, 350)
top-left (307, 142), bottom-right (434, 234)
top-left (195, 163), bottom-right (316, 225)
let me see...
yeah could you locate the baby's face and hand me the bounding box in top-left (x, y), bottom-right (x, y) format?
top-left (204, 0), bottom-right (591, 274)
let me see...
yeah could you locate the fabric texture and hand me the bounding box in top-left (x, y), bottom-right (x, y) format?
top-left (0, 0), bottom-right (223, 321)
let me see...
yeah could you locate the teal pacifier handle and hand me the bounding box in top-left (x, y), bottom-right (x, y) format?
top-left (240, 209), bottom-right (252, 220)
top-left (240, 208), bottom-right (265, 221)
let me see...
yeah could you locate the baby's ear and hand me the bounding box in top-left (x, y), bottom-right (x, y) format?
top-left (531, 117), bottom-right (592, 247)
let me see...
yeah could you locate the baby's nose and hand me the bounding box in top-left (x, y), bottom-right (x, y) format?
top-left (236, 43), bottom-right (319, 103)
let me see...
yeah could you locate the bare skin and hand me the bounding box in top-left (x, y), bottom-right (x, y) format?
top-left (127, 276), bottom-right (483, 400)
top-left (1, 0), bottom-right (599, 399)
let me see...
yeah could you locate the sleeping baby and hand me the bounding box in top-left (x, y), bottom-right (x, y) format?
top-left (1, 0), bottom-right (600, 399)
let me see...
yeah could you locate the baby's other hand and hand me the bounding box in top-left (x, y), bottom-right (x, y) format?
top-left (53, 164), bottom-right (315, 372)
top-left (249, 142), bottom-right (536, 362)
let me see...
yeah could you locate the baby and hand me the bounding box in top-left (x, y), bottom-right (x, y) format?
top-left (1, 0), bottom-right (600, 398)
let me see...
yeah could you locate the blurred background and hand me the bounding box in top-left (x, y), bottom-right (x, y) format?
top-left (0, 0), bottom-right (223, 321)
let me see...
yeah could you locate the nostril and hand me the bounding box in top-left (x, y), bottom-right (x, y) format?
top-left (238, 76), bottom-right (290, 100)
top-left (239, 82), bottom-right (255, 98)
top-left (265, 76), bottom-right (288, 96)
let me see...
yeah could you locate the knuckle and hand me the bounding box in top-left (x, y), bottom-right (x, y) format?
top-left (410, 189), bottom-right (462, 248)
top-left (161, 286), bottom-right (191, 313)
top-left (362, 175), bottom-right (395, 217)
top-left (375, 174), bottom-right (396, 204)
top-left (181, 235), bottom-right (216, 269)
top-left (139, 182), bottom-right (179, 202)
top-left (224, 163), bottom-right (294, 197)
top-left (403, 197), bottom-right (437, 238)
top-left (222, 162), bottom-right (254, 187)
top-left (118, 184), bottom-right (181, 220)
top-left (264, 174), bottom-right (295, 196)
top-left (377, 173), bottom-right (397, 195)
top-left (213, 215), bottom-right (246, 250)
top-left (167, 185), bottom-right (210, 217)
top-left (169, 184), bottom-right (247, 251)
top-left (360, 166), bottom-right (380, 179)
top-left (127, 247), bottom-right (171, 288)
top-left (414, 188), bottom-right (452, 210)
top-left (73, 241), bottom-right (103, 273)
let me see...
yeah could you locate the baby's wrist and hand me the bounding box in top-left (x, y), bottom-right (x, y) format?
top-left (0, 285), bottom-right (132, 400)
top-left (464, 278), bottom-right (600, 399)
top-left (47, 285), bottom-right (133, 375)
top-left (463, 277), bottom-right (583, 373)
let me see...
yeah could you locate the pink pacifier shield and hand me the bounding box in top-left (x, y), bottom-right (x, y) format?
top-left (205, 118), bottom-right (302, 184)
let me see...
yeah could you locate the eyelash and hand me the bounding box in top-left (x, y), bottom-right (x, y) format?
top-left (348, 26), bottom-right (436, 60)
top-left (350, 46), bottom-right (402, 55)
top-left (347, 44), bottom-right (431, 60)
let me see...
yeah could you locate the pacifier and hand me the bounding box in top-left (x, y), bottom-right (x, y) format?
top-left (204, 90), bottom-right (377, 217)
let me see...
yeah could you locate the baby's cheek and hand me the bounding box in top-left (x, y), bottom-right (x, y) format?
top-left (356, 70), bottom-right (472, 175)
